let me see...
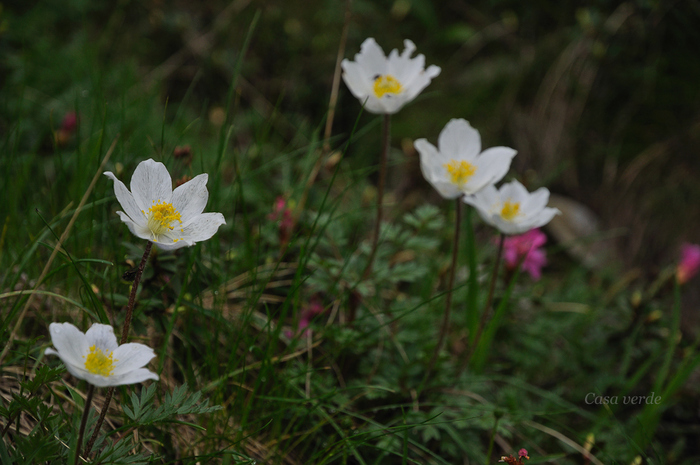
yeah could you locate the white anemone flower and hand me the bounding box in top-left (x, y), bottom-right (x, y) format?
top-left (415, 119), bottom-right (517, 199)
top-left (104, 159), bottom-right (225, 250)
top-left (463, 180), bottom-right (561, 235)
top-left (341, 38), bottom-right (441, 114)
top-left (45, 322), bottom-right (159, 387)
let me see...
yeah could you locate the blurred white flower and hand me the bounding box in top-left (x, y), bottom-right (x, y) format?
top-left (463, 180), bottom-right (561, 235)
top-left (341, 38), bottom-right (441, 114)
top-left (105, 159), bottom-right (225, 250)
top-left (45, 322), bottom-right (158, 387)
top-left (415, 119), bottom-right (516, 199)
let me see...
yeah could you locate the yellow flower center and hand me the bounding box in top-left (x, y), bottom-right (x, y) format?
top-left (84, 345), bottom-right (116, 376)
top-left (373, 75), bottom-right (403, 98)
top-left (144, 200), bottom-right (183, 242)
top-left (500, 200), bottom-right (521, 221)
top-left (444, 160), bottom-right (476, 187)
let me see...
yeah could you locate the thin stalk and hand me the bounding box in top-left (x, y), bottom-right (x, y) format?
top-left (120, 241), bottom-right (152, 344)
top-left (74, 384), bottom-right (95, 465)
top-left (654, 278), bottom-right (682, 393)
top-left (362, 113), bottom-right (391, 280)
top-left (290, 0), bottom-right (353, 247)
top-left (420, 198), bottom-right (461, 391)
top-left (485, 413), bottom-right (500, 465)
top-left (322, 0), bottom-right (353, 152)
top-left (462, 233), bottom-right (505, 369)
top-left (464, 207), bottom-right (479, 337)
top-left (83, 241), bottom-right (152, 456)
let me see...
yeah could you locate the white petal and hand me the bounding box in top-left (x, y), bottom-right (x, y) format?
top-left (104, 172), bottom-right (144, 222)
top-left (401, 39), bottom-right (417, 58)
top-left (354, 38), bottom-right (387, 75)
top-left (109, 368), bottom-right (159, 386)
top-left (500, 180), bottom-right (529, 202)
top-left (46, 322), bottom-right (89, 368)
top-left (67, 368), bottom-right (156, 387)
top-left (400, 65), bottom-right (440, 105)
top-left (130, 159), bottom-right (173, 211)
top-left (523, 207), bottom-right (561, 230)
top-left (85, 323), bottom-right (119, 352)
top-left (467, 146), bottom-right (517, 193)
top-left (431, 180), bottom-right (463, 199)
top-left (181, 213), bottom-right (226, 243)
top-left (112, 343), bottom-right (156, 375)
top-left (424, 64), bottom-right (441, 80)
top-left (116, 211), bottom-right (151, 241)
top-left (464, 201), bottom-right (493, 228)
top-left (64, 364), bottom-right (113, 386)
top-left (415, 139), bottom-right (460, 198)
top-left (415, 138), bottom-right (440, 181)
top-left (366, 98), bottom-right (389, 114)
top-left (341, 65), bottom-right (385, 113)
top-left (491, 215), bottom-right (526, 235)
top-left (463, 184), bottom-right (499, 211)
top-left (171, 174), bottom-right (209, 222)
top-left (47, 349), bottom-right (112, 386)
top-left (388, 41), bottom-right (422, 84)
top-left (521, 187), bottom-right (550, 214)
top-left (149, 228), bottom-right (193, 250)
top-left (439, 119), bottom-right (481, 161)
top-left (375, 94), bottom-right (406, 114)
top-left (341, 61), bottom-right (373, 101)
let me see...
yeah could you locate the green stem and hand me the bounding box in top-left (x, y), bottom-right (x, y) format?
top-left (464, 207), bottom-right (479, 340)
top-left (463, 233), bottom-right (505, 369)
top-left (485, 414), bottom-right (500, 465)
top-left (654, 278), bottom-right (682, 393)
top-left (83, 241), bottom-right (152, 457)
top-left (362, 114), bottom-right (391, 281)
top-left (421, 198), bottom-right (461, 390)
top-left (74, 384), bottom-right (95, 465)
top-left (120, 241), bottom-right (152, 344)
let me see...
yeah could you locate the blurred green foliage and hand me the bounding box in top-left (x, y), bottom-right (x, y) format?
top-left (1, 0), bottom-right (700, 464)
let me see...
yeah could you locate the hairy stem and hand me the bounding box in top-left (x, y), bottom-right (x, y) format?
top-left (463, 233), bottom-right (505, 369)
top-left (74, 384), bottom-right (95, 465)
top-left (83, 241), bottom-right (152, 456)
top-left (120, 241), bottom-right (152, 344)
top-left (421, 198), bottom-right (461, 390)
top-left (362, 113), bottom-right (391, 281)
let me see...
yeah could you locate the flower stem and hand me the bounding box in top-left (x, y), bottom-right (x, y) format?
top-left (120, 241), bottom-right (152, 344)
top-left (322, 0), bottom-right (353, 153)
top-left (83, 241), bottom-right (152, 457)
top-left (362, 113), bottom-right (391, 281)
top-left (485, 413), bottom-right (500, 465)
top-left (462, 233), bottom-right (505, 370)
top-left (74, 384), bottom-right (95, 465)
top-left (420, 198), bottom-right (461, 391)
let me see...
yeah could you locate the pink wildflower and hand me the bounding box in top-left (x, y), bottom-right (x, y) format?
top-left (289, 298), bottom-right (325, 338)
top-left (677, 243), bottom-right (700, 284)
top-left (499, 448), bottom-right (529, 464)
top-left (61, 111), bottom-right (78, 133)
top-left (268, 196), bottom-right (294, 245)
top-left (54, 111), bottom-right (79, 146)
top-left (500, 228), bottom-right (547, 281)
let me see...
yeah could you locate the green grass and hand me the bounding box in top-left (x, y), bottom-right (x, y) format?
top-left (2, 1), bottom-right (700, 464)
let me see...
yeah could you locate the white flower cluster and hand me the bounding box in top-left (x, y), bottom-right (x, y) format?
top-left (342, 37), bottom-right (560, 235)
top-left (416, 119), bottom-right (560, 235)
